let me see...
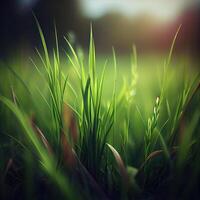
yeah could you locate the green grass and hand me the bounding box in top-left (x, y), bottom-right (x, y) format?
top-left (0, 24), bottom-right (200, 200)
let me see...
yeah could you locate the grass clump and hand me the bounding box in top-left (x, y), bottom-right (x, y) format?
top-left (65, 27), bottom-right (115, 179)
top-left (0, 23), bottom-right (199, 200)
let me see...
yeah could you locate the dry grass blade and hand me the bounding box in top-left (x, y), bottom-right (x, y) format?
top-left (30, 115), bottom-right (53, 155)
top-left (34, 126), bottom-right (53, 155)
top-left (61, 131), bottom-right (76, 168)
top-left (63, 103), bottom-right (78, 144)
top-left (4, 158), bottom-right (13, 176)
top-left (140, 146), bottom-right (178, 170)
top-left (107, 143), bottom-right (129, 187)
top-left (11, 86), bottom-right (17, 105)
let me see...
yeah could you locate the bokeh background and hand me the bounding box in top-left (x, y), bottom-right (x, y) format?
top-left (1, 0), bottom-right (200, 62)
top-left (0, 2), bottom-right (200, 200)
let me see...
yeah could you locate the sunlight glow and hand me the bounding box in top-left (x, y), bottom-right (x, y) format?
top-left (80, 0), bottom-right (200, 22)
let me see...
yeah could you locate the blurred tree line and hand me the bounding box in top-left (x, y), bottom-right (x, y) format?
top-left (0, 0), bottom-right (200, 59)
top-left (0, 0), bottom-right (88, 58)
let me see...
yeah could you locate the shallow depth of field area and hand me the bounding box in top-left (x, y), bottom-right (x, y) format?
top-left (0, 1), bottom-right (200, 200)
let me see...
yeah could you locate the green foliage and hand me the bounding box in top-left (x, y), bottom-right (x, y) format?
top-left (0, 24), bottom-right (200, 200)
top-left (0, 96), bottom-right (77, 200)
top-left (65, 27), bottom-right (115, 178)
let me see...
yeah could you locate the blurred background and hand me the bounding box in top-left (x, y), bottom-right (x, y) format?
top-left (0, 2), bottom-right (200, 200)
top-left (0, 0), bottom-right (200, 62)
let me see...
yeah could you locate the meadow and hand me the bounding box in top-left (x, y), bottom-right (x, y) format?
top-left (0, 25), bottom-right (199, 200)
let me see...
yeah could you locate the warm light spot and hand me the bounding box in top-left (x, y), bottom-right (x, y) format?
top-left (79, 0), bottom-right (199, 22)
